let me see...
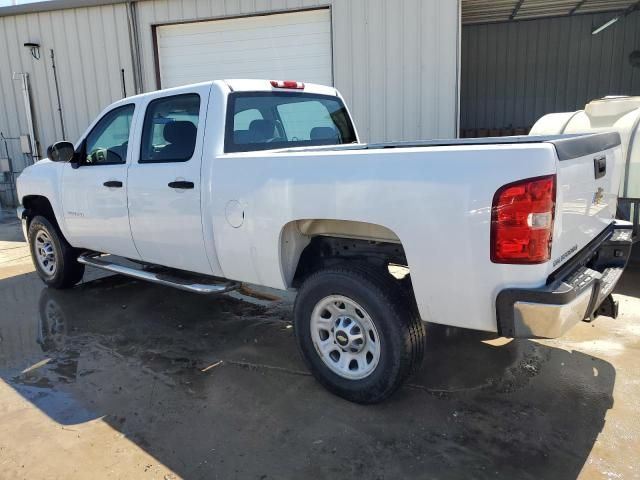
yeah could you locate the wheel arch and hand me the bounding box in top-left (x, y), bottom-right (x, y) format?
top-left (22, 195), bottom-right (59, 229)
top-left (279, 218), bottom-right (411, 289)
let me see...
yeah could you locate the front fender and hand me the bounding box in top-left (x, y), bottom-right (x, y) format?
top-left (16, 160), bottom-right (71, 241)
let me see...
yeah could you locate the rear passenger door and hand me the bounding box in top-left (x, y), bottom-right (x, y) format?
top-left (126, 85), bottom-right (213, 275)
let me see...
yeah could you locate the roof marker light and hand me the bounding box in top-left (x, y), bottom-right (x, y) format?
top-left (270, 80), bottom-right (305, 89)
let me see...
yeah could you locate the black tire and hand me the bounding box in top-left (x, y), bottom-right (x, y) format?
top-left (294, 263), bottom-right (425, 404)
top-left (28, 215), bottom-right (85, 289)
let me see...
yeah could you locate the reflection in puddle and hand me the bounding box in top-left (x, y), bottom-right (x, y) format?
top-left (0, 275), bottom-right (294, 424)
top-left (0, 270), bottom-right (624, 479)
top-left (0, 274), bottom-right (535, 424)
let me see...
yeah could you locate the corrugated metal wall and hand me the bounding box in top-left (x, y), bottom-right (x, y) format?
top-left (135, 0), bottom-right (459, 142)
top-left (0, 0), bottom-right (458, 206)
top-left (461, 10), bottom-right (640, 132)
top-left (0, 3), bottom-right (134, 173)
top-left (0, 0), bottom-right (459, 187)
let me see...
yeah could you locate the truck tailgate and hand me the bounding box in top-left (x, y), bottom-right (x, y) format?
top-left (550, 132), bottom-right (623, 270)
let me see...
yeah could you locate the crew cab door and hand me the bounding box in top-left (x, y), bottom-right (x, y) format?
top-left (126, 85), bottom-right (213, 275)
top-left (61, 103), bottom-right (141, 259)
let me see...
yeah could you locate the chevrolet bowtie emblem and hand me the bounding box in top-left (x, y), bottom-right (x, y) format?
top-left (593, 187), bottom-right (605, 205)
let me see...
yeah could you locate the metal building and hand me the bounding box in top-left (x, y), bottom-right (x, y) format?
top-left (0, 0), bottom-right (460, 207)
top-left (460, 0), bottom-right (640, 135)
top-left (1, 0), bottom-right (640, 208)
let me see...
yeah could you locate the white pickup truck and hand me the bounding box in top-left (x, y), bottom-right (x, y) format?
top-left (16, 79), bottom-right (633, 403)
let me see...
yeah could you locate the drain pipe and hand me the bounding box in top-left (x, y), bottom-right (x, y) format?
top-left (50, 49), bottom-right (66, 139)
top-left (126, 1), bottom-right (144, 94)
top-left (12, 72), bottom-right (39, 162)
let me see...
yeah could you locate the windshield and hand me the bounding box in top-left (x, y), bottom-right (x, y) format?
top-left (225, 92), bottom-right (357, 153)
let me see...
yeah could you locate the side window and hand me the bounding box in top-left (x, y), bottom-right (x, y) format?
top-left (140, 93), bottom-right (200, 163)
top-left (84, 104), bottom-right (134, 165)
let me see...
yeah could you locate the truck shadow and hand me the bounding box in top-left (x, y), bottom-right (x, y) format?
top-left (0, 271), bottom-right (617, 480)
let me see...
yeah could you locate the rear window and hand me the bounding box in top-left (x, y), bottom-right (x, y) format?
top-left (225, 92), bottom-right (357, 153)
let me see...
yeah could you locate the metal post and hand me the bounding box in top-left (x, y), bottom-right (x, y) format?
top-left (12, 72), bottom-right (39, 162)
top-left (50, 49), bottom-right (66, 139)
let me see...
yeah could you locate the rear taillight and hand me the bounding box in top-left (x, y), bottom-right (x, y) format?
top-left (491, 174), bottom-right (556, 264)
top-left (270, 80), bottom-right (305, 89)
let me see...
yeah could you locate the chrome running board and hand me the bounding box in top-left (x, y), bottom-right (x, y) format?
top-left (77, 254), bottom-right (239, 294)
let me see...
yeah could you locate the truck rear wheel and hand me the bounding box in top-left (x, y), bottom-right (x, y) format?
top-left (28, 215), bottom-right (85, 289)
top-left (294, 264), bottom-right (425, 403)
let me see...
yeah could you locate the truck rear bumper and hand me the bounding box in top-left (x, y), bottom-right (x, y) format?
top-left (496, 221), bottom-right (633, 339)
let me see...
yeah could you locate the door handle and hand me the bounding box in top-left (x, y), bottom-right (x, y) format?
top-left (168, 181), bottom-right (194, 189)
top-left (103, 180), bottom-right (123, 188)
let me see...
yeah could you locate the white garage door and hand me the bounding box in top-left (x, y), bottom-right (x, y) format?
top-left (156, 9), bottom-right (333, 88)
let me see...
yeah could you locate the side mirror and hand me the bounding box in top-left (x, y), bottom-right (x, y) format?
top-left (47, 141), bottom-right (76, 164)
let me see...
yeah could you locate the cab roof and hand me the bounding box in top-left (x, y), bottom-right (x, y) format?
top-left (113, 79), bottom-right (339, 107)
top-left (221, 79), bottom-right (338, 97)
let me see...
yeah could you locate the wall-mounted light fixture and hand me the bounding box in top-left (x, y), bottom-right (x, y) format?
top-left (592, 16), bottom-right (619, 35)
top-left (23, 42), bottom-right (40, 60)
top-left (592, 2), bottom-right (640, 36)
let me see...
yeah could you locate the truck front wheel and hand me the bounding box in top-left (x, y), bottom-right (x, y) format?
top-left (294, 264), bottom-right (425, 403)
top-left (28, 216), bottom-right (85, 289)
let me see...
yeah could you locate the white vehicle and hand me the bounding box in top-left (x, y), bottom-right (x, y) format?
top-left (16, 79), bottom-right (633, 403)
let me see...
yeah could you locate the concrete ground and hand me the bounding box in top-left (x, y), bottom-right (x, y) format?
top-left (0, 209), bottom-right (639, 480)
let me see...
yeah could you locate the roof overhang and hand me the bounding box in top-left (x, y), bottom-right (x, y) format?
top-left (0, 0), bottom-right (127, 17)
top-left (462, 0), bottom-right (639, 25)
top-left (1, 0), bottom-right (638, 24)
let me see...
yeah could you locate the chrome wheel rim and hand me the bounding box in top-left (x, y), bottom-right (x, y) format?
top-left (310, 295), bottom-right (381, 380)
top-left (34, 230), bottom-right (57, 276)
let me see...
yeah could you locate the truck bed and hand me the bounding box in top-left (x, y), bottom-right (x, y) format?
top-left (215, 129), bottom-right (623, 332)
